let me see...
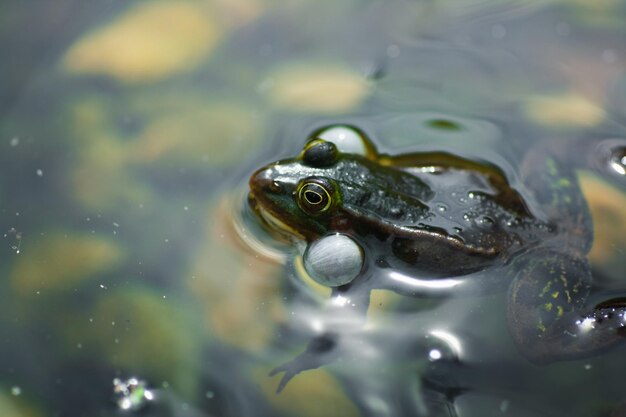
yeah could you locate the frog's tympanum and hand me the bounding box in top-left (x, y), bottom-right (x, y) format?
top-left (248, 125), bottom-right (626, 392)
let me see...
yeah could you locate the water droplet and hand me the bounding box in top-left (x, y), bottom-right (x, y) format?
top-left (436, 204), bottom-right (448, 212)
top-left (389, 207), bottom-right (404, 218)
top-left (468, 191), bottom-right (485, 201)
top-left (478, 216), bottom-right (495, 226)
top-left (428, 349), bottom-right (442, 361)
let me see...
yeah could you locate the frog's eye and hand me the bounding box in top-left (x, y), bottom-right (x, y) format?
top-left (302, 139), bottom-right (338, 167)
top-left (297, 178), bottom-right (335, 215)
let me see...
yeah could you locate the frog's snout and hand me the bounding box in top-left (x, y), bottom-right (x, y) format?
top-left (249, 166), bottom-right (283, 197)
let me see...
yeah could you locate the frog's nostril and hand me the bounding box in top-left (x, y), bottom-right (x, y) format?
top-left (250, 169), bottom-right (282, 194)
top-left (269, 180), bottom-right (282, 193)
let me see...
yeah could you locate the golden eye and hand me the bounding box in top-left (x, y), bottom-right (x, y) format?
top-left (297, 180), bottom-right (333, 214)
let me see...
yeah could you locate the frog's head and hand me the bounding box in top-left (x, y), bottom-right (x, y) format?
top-left (249, 139), bottom-right (344, 241)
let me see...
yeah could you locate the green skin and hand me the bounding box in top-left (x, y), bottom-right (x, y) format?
top-left (249, 130), bottom-right (626, 392)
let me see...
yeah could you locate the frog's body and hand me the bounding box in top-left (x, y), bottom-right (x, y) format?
top-left (252, 148), bottom-right (544, 276)
top-left (248, 126), bottom-right (626, 392)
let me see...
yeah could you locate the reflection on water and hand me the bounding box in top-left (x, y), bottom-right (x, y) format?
top-left (0, 1), bottom-right (625, 416)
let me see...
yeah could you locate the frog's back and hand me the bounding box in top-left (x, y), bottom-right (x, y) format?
top-left (334, 152), bottom-right (553, 277)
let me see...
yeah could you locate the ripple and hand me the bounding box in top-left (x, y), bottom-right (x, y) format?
top-left (590, 138), bottom-right (626, 179)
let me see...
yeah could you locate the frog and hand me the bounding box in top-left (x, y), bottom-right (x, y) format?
top-left (248, 125), bottom-right (626, 393)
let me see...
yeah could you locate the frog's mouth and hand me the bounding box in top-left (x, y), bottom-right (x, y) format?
top-left (248, 192), bottom-right (304, 241)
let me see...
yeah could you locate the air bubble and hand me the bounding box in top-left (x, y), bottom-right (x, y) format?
top-left (304, 234), bottom-right (364, 287)
top-left (609, 147), bottom-right (626, 176)
top-left (314, 125), bottom-right (369, 156)
top-left (113, 377), bottom-right (154, 411)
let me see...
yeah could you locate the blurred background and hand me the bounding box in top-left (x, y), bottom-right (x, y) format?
top-left (0, 1), bottom-right (625, 416)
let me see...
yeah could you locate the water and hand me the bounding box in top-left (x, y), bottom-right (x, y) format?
top-left (0, 1), bottom-right (625, 416)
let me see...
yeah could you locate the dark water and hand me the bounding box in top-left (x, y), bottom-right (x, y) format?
top-left (1, 1), bottom-right (625, 416)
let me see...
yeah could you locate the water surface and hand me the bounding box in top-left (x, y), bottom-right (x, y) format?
top-left (1, 1), bottom-right (625, 416)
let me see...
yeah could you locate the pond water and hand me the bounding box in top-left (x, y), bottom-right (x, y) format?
top-left (1, 1), bottom-right (625, 416)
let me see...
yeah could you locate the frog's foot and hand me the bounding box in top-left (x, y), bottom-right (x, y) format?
top-left (269, 333), bottom-right (339, 393)
top-left (508, 250), bottom-right (626, 363)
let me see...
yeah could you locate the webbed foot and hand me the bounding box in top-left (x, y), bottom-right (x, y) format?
top-left (269, 333), bottom-right (339, 393)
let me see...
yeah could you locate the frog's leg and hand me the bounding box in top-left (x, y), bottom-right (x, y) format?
top-left (508, 251), bottom-right (626, 362)
top-left (269, 332), bottom-right (340, 393)
top-left (510, 151), bottom-right (626, 362)
top-left (270, 272), bottom-right (373, 393)
top-left (521, 152), bottom-right (592, 252)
